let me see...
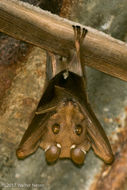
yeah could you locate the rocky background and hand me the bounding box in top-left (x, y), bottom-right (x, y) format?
top-left (0, 0), bottom-right (127, 190)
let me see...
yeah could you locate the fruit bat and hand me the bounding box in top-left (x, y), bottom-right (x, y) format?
top-left (16, 25), bottom-right (114, 165)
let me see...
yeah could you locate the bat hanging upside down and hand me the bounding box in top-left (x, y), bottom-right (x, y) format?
top-left (16, 25), bottom-right (114, 165)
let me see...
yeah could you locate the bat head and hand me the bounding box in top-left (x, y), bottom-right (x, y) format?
top-left (40, 100), bottom-right (91, 165)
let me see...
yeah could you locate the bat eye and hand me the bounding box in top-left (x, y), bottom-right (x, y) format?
top-left (75, 124), bottom-right (83, 136)
top-left (52, 123), bottom-right (60, 134)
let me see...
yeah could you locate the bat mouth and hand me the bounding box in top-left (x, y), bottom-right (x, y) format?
top-left (62, 98), bottom-right (77, 106)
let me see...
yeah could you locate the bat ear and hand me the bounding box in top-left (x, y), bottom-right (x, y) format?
top-left (79, 103), bottom-right (114, 164)
top-left (16, 114), bottom-right (49, 159)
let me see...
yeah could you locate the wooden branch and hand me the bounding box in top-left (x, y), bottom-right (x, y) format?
top-left (0, 0), bottom-right (127, 81)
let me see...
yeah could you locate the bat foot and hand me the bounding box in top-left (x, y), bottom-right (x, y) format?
top-left (72, 25), bottom-right (87, 46)
top-left (70, 25), bottom-right (87, 77)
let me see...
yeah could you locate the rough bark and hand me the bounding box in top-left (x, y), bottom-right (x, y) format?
top-left (0, 0), bottom-right (127, 81)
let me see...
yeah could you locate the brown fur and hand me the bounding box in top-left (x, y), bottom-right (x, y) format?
top-left (40, 101), bottom-right (90, 158)
top-left (17, 26), bottom-right (114, 164)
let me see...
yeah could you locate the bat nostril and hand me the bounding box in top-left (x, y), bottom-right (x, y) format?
top-left (70, 147), bottom-right (85, 165)
top-left (45, 145), bottom-right (61, 163)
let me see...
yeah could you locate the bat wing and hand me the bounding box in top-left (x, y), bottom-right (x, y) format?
top-left (79, 102), bottom-right (114, 163)
top-left (37, 65), bottom-right (87, 113)
top-left (16, 113), bottom-right (49, 159)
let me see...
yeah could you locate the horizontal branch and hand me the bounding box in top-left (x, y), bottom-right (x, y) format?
top-left (0, 0), bottom-right (127, 81)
